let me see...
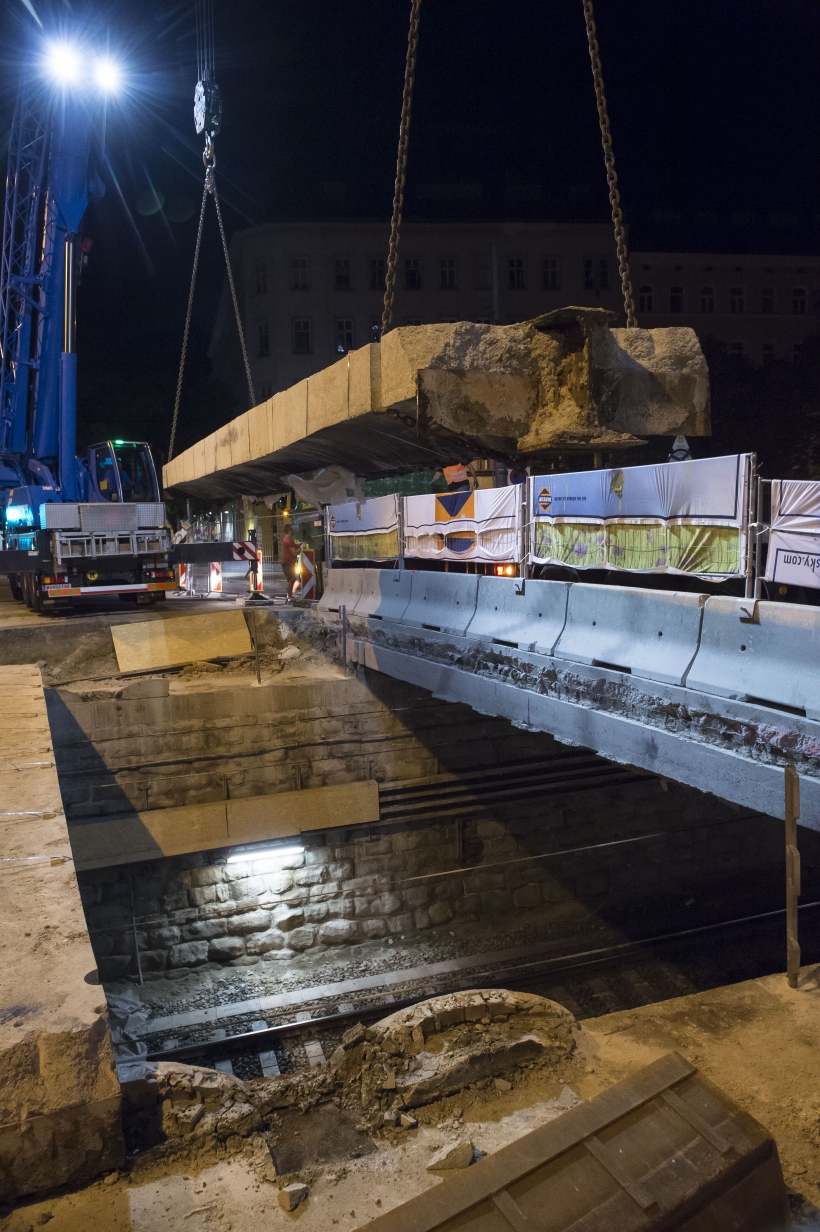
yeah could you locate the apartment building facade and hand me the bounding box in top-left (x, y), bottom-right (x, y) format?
top-left (209, 220), bottom-right (820, 402)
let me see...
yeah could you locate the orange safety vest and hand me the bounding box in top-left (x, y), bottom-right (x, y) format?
top-left (443, 463), bottom-right (469, 485)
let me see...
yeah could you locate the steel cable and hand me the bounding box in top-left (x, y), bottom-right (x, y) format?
top-left (581, 0), bottom-right (637, 327)
top-left (168, 181), bottom-right (208, 462)
top-left (381, 0), bottom-right (422, 336)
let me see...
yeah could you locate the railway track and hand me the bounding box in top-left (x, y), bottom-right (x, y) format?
top-left (139, 899), bottom-right (820, 1082)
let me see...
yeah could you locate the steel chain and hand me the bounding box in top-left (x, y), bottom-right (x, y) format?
top-left (168, 181), bottom-right (209, 461)
top-left (581, 0), bottom-right (637, 328)
top-left (381, 0), bottom-right (422, 336)
top-left (169, 144), bottom-right (255, 462)
top-left (211, 178), bottom-right (256, 410)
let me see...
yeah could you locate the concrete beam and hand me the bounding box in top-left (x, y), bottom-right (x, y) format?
top-left (0, 666), bottom-right (123, 1202)
top-left (163, 310), bottom-right (710, 500)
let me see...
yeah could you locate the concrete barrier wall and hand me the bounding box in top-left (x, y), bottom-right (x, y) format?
top-left (686, 597), bottom-right (820, 718)
top-left (402, 572), bottom-right (480, 635)
top-left (353, 570), bottom-right (412, 621)
top-left (465, 576), bottom-right (571, 655)
top-left (317, 567), bottom-right (364, 613)
top-left (554, 584), bottom-right (707, 686)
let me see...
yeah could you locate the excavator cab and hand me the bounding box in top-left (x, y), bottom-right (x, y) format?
top-left (88, 440), bottom-right (160, 504)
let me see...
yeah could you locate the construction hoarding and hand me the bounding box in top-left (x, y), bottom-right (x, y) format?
top-left (764, 478), bottom-right (820, 589)
top-left (530, 454), bottom-right (751, 579)
top-left (404, 487), bottom-right (521, 563)
top-left (327, 493), bottom-right (401, 562)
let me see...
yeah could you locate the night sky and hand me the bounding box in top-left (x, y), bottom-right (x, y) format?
top-left (0, 0), bottom-right (818, 464)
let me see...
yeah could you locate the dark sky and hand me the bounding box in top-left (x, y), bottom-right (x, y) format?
top-left (1, 0), bottom-right (818, 461)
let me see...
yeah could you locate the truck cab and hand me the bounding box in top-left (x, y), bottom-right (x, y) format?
top-left (87, 440), bottom-right (160, 505)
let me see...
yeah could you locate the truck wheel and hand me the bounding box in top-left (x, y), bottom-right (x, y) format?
top-left (30, 574), bottom-right (43, 613)
top-left (9, 574), bottom-right (23, 601)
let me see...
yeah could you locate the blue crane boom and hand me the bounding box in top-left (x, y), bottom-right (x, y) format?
top-left (0, 59), bottom-right (173, 610)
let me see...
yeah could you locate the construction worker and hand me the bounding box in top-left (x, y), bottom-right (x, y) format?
top-left (281, 524), bottom-right (299, 598)
top-left (432, 462), bottom-right (476, 493)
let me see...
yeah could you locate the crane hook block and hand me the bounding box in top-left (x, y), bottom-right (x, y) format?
top-left (194, 79), bottom-right (222, 137)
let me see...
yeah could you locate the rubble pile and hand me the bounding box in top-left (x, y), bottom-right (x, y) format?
top-left (331, 989), bottom-right (574, 1131)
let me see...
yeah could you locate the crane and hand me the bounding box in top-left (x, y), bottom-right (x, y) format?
top-left (0, 43), bottom-right (174, 610)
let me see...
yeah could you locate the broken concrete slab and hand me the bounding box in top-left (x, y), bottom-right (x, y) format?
top-left (162, 311), bottom-right (710, 500)
top-left (0, 665), bottom-right (123, 1202)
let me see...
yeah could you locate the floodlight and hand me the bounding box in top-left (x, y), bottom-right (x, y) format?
top-left (94, 57), bottom-right (121, 92)
top-left (227, 844), bottom-right (305, 866)
top-left (45, 42), bottom-right (81, 85)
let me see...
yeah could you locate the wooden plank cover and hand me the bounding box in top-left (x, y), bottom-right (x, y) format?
top-left (110, 611), bottom-right (251, 672)
top-left (70, 780), bottom-right (380, 871)
top-left (358, 1052), bottom-right (788, 1232)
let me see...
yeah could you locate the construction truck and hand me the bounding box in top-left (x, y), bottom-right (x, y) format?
top-left (0, 47), bottom-right (175, 609)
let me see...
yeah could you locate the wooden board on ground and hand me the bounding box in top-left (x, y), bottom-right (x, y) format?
top-left (70, 780), bottom-right (381, 871)
top-left (110, 611), bottom-right (252, 673)
top-left (360, 1052), bottom-right (788, 1232)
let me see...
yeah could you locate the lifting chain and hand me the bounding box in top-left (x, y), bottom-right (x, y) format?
top-left (168, 134), bottom-right (255, 461)
top-left (381, 0), bottom-right (422, 337)
top-left (581, 0), bottom-right (637, 328)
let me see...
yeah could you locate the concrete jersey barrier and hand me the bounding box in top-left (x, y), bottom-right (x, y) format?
top-left (465, 576), bottom-right (571, 655)
top-left (554, 584), bottom-right (707, 686)
top-left (317, 567), bottom-right (364, 614)
top-left (686, 596), bottom-right (820, 718)
top-left (353, 570), bottom-right (412, 621)
top-left (401, 572), bottom-right (480, 636)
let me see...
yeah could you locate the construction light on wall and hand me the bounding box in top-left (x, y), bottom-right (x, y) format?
top-left (226, 844), bottom-right (305, 867)
top-left (494, 564), bottom-right (516, 577)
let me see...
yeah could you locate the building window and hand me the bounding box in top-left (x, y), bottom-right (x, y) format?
top-left (729, 341), bottom-right (745, 355)
top-left (370, 257), bottom-right (385, 291)
top-left (254, 261), bottom-right (267, 295)
top-left (584, 257), bottom-right (609, 291)
top-left (542, 257), bottom-right (560, 290)
top-left (335, 258), bottom-right (351, 291)
top-left (508, 258), bottom-right (525, 290)
top-left (290, 257), bottom-right (309, 291)
top-left (701, 286), bottom-right (715, 313)
top-left (474, 256), bottom-right (491, 290)
top-left (762, 343), bottom-right (775, 361)
top-left (638, 285), bottom-right (653, 313)
top-left (257, 322), bottom-right (270, 357)
top-left (370, 318), bottom-right (382, 342)
top-left (405, 317), bottom-right (423, 326)
top-left (292, 319), bottom-right (312, 354)
top-left (793, 287), bottom-right (807, 315)
top-left (440, 257), bottom-right (457, 290)
top-left (258, 382), bottom-right (272, 400)
top-left (405, 257), bottom-right (422, 290)
top-left (335, 318), bottom-right (354, 354)
top-left (730, 287), bottom-right (745, 313)
top-left (762, 287), bottom-right (775, 314)
top-left (669, 286), bottom-right (684, 313)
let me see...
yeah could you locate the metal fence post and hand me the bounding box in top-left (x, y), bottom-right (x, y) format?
top-left (340, 604), bottom-right (347, 671)
top-left (785, 763), bottom-right (801, 988)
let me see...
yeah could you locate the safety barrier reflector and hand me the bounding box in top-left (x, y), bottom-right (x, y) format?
top-left (401, 572), bottom-right (479, 636)
top-left (317, 567), bottom-right (364, 613)
top-left (464, 576), bottom-right (570, 654)
top-left (686, 596), bottom-right (820, 718)
top-left (361, 1051), bottom-right (788, 1232)
top-left (553, 584), bottom-right (706, 686)
top-left (353, 569), bottom-right (412, 621)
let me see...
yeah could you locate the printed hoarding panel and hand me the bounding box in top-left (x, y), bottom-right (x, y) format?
top-left (764, 529), bottom-right (820, 590)
top-left (404, 487), bottom-right (520, 562)
top-left (770, 480), bottom-right (820, 533)
top-left (327, 493), bottom-right (400, 562)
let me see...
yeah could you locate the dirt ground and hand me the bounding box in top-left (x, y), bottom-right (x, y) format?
top-left (3, 964), bottom-right (819, 1231)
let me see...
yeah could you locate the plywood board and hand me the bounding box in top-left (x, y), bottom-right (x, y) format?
top-left (70, 781), bottom-right (381, 871)
top-left (111, 611), bottom-right (252, 673)
top-left (228, 780), bottom-right (379, 843)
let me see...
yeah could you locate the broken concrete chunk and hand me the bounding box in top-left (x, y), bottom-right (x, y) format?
top-left (400, 1113), bottom-right (418, 1129)
top-left (278, 1182), bottom-right (309, 1211)
top-left (494, 1078), bottom-right (512, 1092)
top-left (427, 1141), bottom-right (475, 1171)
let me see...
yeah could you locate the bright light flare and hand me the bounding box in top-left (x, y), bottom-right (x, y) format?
top-left (94, 57), bottom-right (121, 92)
top-left (45, 41), bottom-right (80, 84)
top-left (227, 844), bottom-right (305, 868)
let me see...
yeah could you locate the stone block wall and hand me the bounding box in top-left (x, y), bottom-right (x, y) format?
top-left (77, 776), bottom-right (789, 983)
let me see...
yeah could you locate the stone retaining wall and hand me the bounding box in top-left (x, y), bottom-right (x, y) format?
top-left (78, 776), bottom-right (786, 982)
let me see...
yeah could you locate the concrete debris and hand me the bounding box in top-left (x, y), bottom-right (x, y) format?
top-left (426, 1141), bottom-right (476, 1171)
top-left (494, 1078), bottom-right (512, 1092)
top-left (278, 1182), bottom-right (310, 1211)
top-left (331, 989), bottom-right (575, 1121)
